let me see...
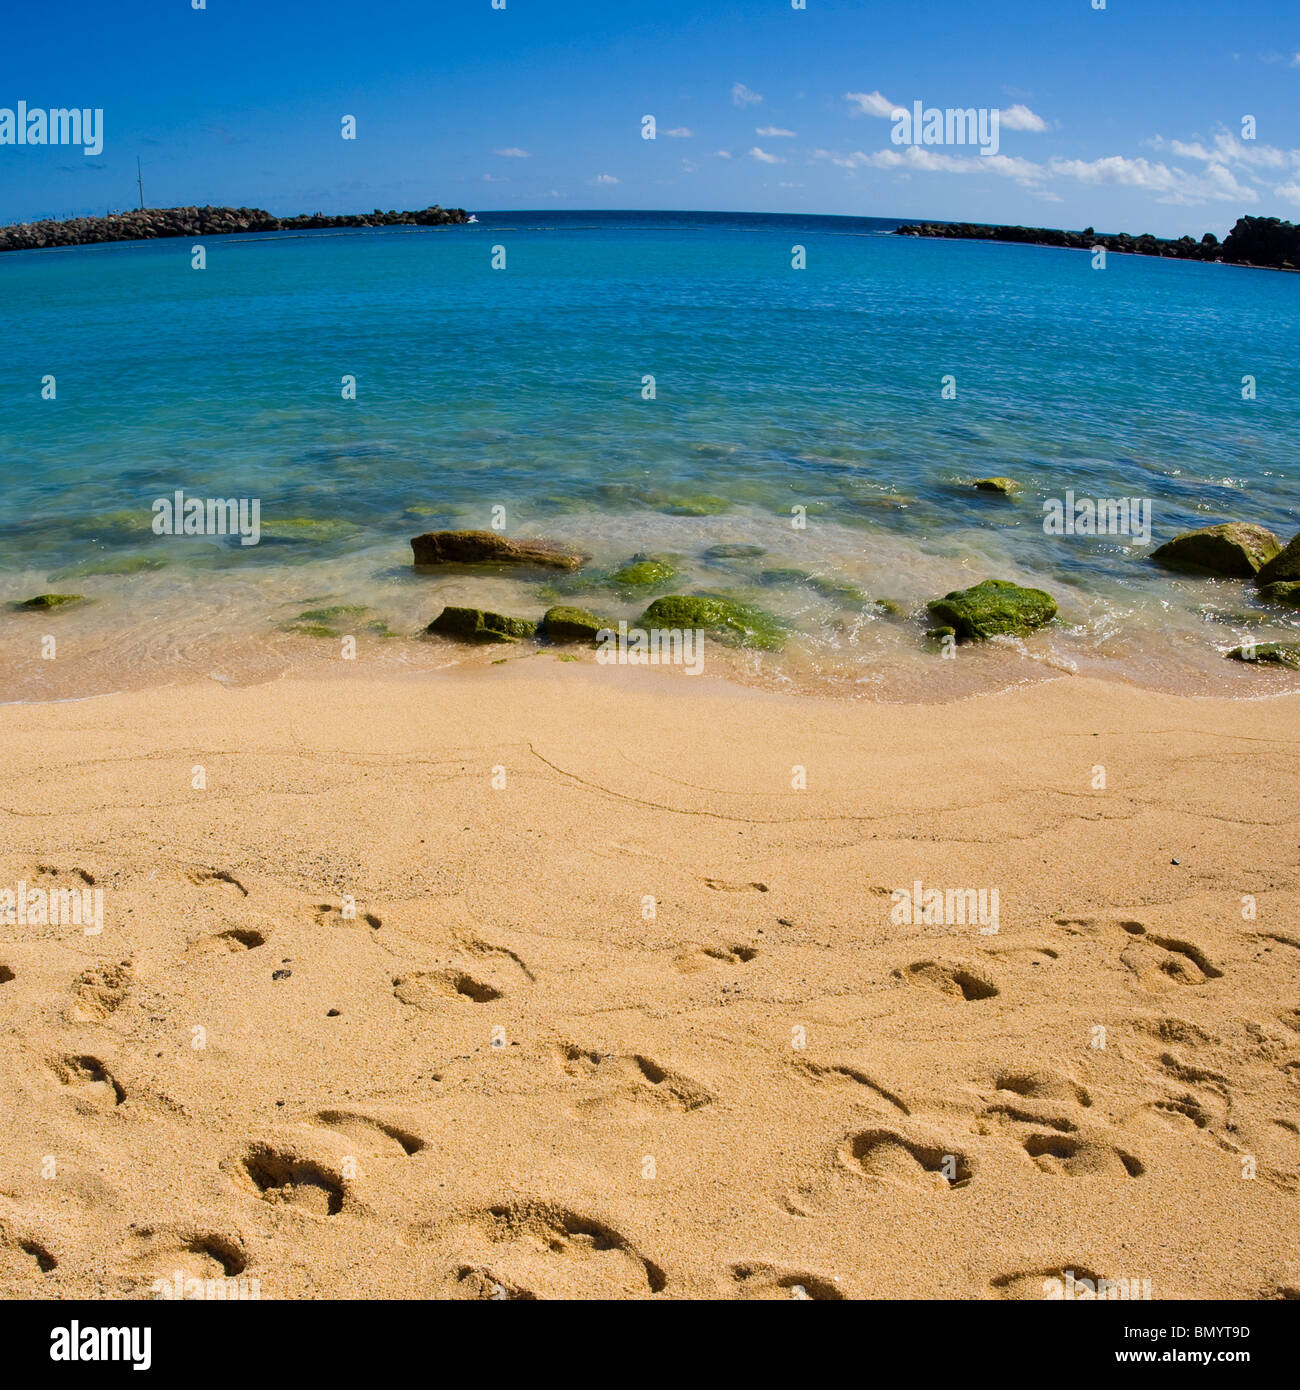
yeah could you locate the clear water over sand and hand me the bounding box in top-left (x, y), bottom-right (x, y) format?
top-left (1, 210), bottom-right (1297, 700)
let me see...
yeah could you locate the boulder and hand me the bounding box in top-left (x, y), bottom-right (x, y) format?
top-left (1255, 533), bottom-right (1300, 586)
top-left (425, 607), bottom-right (538, 643)
top-left (973, 477), bottom-right (1021, 497)
top-left (1227, 641), bottom-right (1300, 669)
top-left (638, 594), bottom-right (785, 650)
top-left (703, 544), bottom-right (766, 561)
top-left (609, 557), bottom-right (682, 588)
top-left (542, 606), bottom-right (608, 643)
top-left (1151, 523), bottom-right (1281, 578)
top-left (411, 530), bottom-right (584, 570)
top-left (1258, 580), bottom-right (1300, 608)
top-left (925, 579), bottom-right (1057, 642)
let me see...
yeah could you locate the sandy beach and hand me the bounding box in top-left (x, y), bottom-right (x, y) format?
top-left (1, 662), bottom-right (1296, 1300)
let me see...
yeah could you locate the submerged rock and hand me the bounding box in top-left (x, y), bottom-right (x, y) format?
top-left (1255, 533), bottom-right (1300, 586)
top-left (659, 495), bottom-right (731, 516)
top-left (1227, 641), bottom-right (1300, 668)
top-left (703, 543), bottom-right (766, 561)
top-left (1151, 523), bottom-right (1281, 578)
top-left (541, 606), bottom-right (609, 643)
top-left (411, 530), bottom-right (585, 570)
top-left (15, 593), bottom-right (85, 610)
top-left (1258, 580), bottom-right (1300, 608)
top-left (973, 477), bottom-right (1021, 497)
top-left (759, 567), bottom-right (814, 586)
top-left (286, 605), bottom-right (393, 637)
top-left (638, 594), bottom-right (785, 650)
top-left (426, 606), bottom-right (538, 643)
top-left (925, 578), bottom-right (1057, 642)
top-left (609, 556), bottom-right (682, 588)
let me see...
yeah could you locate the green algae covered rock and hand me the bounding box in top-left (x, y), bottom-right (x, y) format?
top-left (411, 529), bottom-right (585, 570)
top-left (638, 594), bottom-right (785, 650)
top-left (286, 605), bottom-right (395, 637)
top-left (703, 543), bottom-right (766, 561)
top-left (1152, 523), bottom-right (1281, 578)
top-left (1227, 641), bottom-right (1300, 668)
top-left (925, 578), bottom-right (1057, 642)
top-left (609, 556), bottom-right (682, 589)
top-left (973, 477), bottom-right (1021, 497)
top-left (542, 606), bottom-right (609, 643)
top-left (15, 593), bottom-right (85, 610)
top-left (1255, 533), bottom-right (1300, 586)
top-left (1258, 580), bottom-right (1300, 608)
top-left (659, 495), bottom-right (731, 516)
top-left (426, 606), bottom-right (538, 643)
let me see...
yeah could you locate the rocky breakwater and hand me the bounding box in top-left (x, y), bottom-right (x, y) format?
top-left (0, 204), bottom-right (468, 253)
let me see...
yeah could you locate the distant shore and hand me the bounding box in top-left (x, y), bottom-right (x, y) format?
top-left (0, 204), bottom-right (469, 254)
top-left (895, 213), bottom-right (1300, 272)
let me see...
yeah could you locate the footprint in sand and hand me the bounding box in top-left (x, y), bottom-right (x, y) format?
top-left (554, 1044), bottom-right (713, 1114)
top-left (192, 927), bottom-right (267, 954)
top-left (449, 1203), bottom-right (666, 1299)
top-left (49, 1053), bottom-right (125, 1108)
top-left (394, 941), bottom-right (532, 1008)
top-left (311, 1110), bottom-right (425, 1156)
top-left (673, 942), bottom-right (759, 973)
top-left (186, 867), bottom-right (249, 896)
top-left (839, 1129), bottom-right (974, 1188)
top-left (69, 960), bottom-right (132, 1020)
top-left (236, 1144), bottom-right (346, 1217)
top-left (0, 963), bottom-right (14, 984)
top-left (728, 1261), bottom-right (846, 1300)
top-left (894, 960), bottom-right (999, 1001)
top-left (0, 1224), bottom-right (57, 1281)
top-left (703, 878), bottom-right (769, 893)
top-left (792, 1060), bottom-right (910, 1114)
top-left (1120, 927), bottom-right (1223, 990)
top-left (1022, 1132), bottom-right (1144, 1178)
top-left (312, 903), bottom-right (382, 930)
top-left (124, 1225), bottom-right (248, 1283)
top-left (990, 1264), bottom-right (1107, 1300)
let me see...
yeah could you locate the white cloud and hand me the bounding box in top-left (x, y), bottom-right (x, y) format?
top-left (845, 90), bottom-right (899, 118)
top-left (999, 103), bottom-right (1048, 132)
top-left (756, 126), bottom-right (796, 138)
top-left (814, 145), bottom-right (1045, 184)
top-left (731, 82), bottom-right (762, 107)
top-left (714, 149), bottom-right (732, 159)
top-left (1152, 129), bottom-right (1299, 170)
top-left (664, 127), bottom-right (694, 138)
top-left (777, 181), bottom-right (805, 188)
top-left (1275, 181), bottom-right (1300, 204)
top-left (1292, 52), bottom-right (1300, 67)
top-left (749, 146), bottom-right (785, 164)
top-left (1048, 154), bottom-right (1257, 205)
top-left (481, 174), bottom-right (507, 183)
top-left (542, 190), bottom-right (559, 199)
top-left (590, 173), bottom-right (620, 185)
top-left (494, 147), bottom-right (531, 158)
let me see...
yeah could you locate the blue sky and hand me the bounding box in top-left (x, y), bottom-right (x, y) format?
top-left (2, 0), bottom-right (1298, 236)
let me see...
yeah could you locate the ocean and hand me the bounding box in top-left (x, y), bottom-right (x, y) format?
top-left (1, 208), bottom-right (1297, 700)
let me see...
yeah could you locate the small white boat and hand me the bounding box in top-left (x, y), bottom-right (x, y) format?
top-left (467, 214), bottom-right (479, 224)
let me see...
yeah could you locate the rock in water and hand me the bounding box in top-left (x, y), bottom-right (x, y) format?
top-left (973, 477), bottom-right (1021, 496)
top-left (1151, 523), bottom-right (1281, 578)
top-left (425, 607), bottom-right (538, 643)
top-left (411, 530), bottom-right (585, 570)
top-left (541, 606), bottom-right (609, 642)
top-left (15, 593), bottom-right (85, 610)
top-left (1227, 641), bottom-right (1300, 668)
top-left (1258, 580), bottom-right (1300, 608)
top-left (1255, 533), bottom-right (1300, 587)
top-left (925, 579), bottom-right (1057, 642)
top-left (638, 595), bottom-right (785, 650)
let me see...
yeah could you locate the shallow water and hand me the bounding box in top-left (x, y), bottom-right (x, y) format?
top-left (1, 209), bottom-right (1297, 701)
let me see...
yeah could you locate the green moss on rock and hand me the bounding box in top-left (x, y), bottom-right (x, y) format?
top-left (973, 477), bottom-right (1021, 497)
top-left (609, 557), bottom-right (682, 588)
top-left (426, 606), bottom-right (538, 643)
top-left (15, 593), bottom-right (85, 610)
top-left (925, 578), bottom-right (1057, 642)
top-left (1258, 580), bottom-right (1300, 608)
top-left (1152, 523), bottom-right (1281, 578)
top-left (638, 594), bottom-right (785, 650)
top-left (542, 605), bottom-right (609, 643)
top-left (1227, 641), bottom-right (1300, 668)
top-left (659, 495), bottom-right (731, 516)
top-left (1256, 533), bottom-right (1300, 586)
top-left (703, 543), bottom-right (766, 561)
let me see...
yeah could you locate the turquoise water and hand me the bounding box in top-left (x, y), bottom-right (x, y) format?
top-left (1, 210), bottom-right (1298, 699)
